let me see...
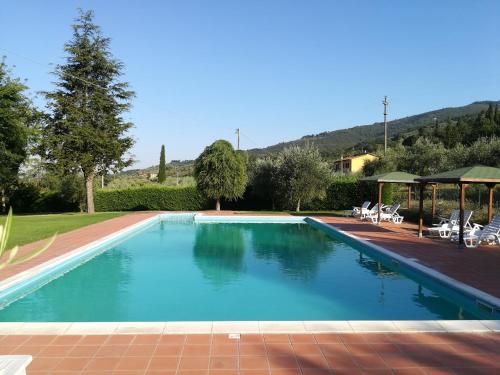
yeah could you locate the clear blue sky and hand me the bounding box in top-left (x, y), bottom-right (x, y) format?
top-left (1, 1), bottom-right (499, 168)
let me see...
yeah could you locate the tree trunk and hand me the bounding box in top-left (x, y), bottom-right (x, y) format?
top-left (1, 189), bottom-right (5, 214)
top-left (215, 198), bottom-right (221, 211)
top-left (295, 198), bottom-right (301, 212)
top-left (85, 172), bottom-right (95, 214)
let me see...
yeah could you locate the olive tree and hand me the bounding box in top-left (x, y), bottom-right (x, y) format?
top-left (248, 157), bottom-right (281, 209)
top-left (194, 140), bottom-right (247, 210)
top-left (276, 145), bottom-right (330, 212)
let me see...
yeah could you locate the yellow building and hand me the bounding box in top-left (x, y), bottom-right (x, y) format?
top-left (332, 153), bottom-right (378, 174)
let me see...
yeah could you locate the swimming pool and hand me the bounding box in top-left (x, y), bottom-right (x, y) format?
top-left (0, 215), bottom-right (497, 321)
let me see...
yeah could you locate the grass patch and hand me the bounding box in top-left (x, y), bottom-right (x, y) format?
top-left (2, 212), bottom-right (127, 248)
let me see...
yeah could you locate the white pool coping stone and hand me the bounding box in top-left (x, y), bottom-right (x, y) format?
top-left (1, 320), bottom-right (499, 335)
top-left (0, 213), bottom-right (499, 335)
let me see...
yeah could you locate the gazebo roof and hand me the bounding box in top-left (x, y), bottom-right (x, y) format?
top-left (416, 165), bottom-right (500, 184)
top-left (360, 171), bottom-right (421, 184)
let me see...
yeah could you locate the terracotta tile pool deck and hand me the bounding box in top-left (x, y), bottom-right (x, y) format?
top-left (3, 332), bottom-right (500, 374)
top-left (1, 212), bottom-right (500, 374)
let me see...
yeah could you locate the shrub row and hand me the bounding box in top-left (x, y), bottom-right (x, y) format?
top-left (94, 185), bottom-right (210, 211)
top-left (304, 177), bottom-right (359, 210)
top-left (94, 178), bottom-right (394, 212)
top-left (9, 184), bottom-right (80, 213)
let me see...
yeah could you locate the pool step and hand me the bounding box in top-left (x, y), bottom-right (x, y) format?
top-left (160, 213), bottom-right (196, 223)
top-left (476, 299), bottom-right (496, 314)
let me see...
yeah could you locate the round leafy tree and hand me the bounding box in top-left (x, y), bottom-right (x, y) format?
top-left (194, 140), bottom-right (247, 211)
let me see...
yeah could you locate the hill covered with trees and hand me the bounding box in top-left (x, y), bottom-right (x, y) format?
top-left (248, 100), bottom-right (500, 159)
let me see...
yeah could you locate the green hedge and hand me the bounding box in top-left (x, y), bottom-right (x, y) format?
top-left (304, 176), bottom-right (362, 211)
top-left (9, 184), bottom-right (81, 213)
top-left (305, 178), bottom-right (394, 211)
top-left (94, 179), bottom-right (396, 212)
top-left (95, 186), bottom-right (210, 211)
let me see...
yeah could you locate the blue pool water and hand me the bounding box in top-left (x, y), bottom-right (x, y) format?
top-left (0, 220), bottom-right (488, 321)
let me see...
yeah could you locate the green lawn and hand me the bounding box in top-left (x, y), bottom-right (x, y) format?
top-left (2, 212), bottom-right (127, 248)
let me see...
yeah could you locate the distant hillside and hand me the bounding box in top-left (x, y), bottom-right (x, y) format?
top-left (121, 160), bottom-right (193, 176)
top-left (248, 100), bottom-right (500, 158)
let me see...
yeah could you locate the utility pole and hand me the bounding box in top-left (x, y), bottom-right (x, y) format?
top-left (235, 128), bottom-right (240, 150)
top-left (383, 96), bottom-right (388, 154)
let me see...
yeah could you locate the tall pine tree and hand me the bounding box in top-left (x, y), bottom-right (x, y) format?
top-left (158, 145), bottom-right (166, 183)
top-left (41, 10), bottom-right (134, 213)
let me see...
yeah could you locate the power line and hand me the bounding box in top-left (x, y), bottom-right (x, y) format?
top-left (3, 47), bottom-right (267, 156)
top-left (1, 46), bottom-right (205, 129)
top-left (239, 131), bottom-right (261, 149)
top-left (0, 47), bottom-right (109, 91)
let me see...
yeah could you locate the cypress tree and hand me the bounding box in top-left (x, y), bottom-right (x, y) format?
top-left (486, 104), bottom-right (495, 122)
top-left (158, 145), bottom-right (167, 183)
top-left (41, 10), bottom-right (135, 214)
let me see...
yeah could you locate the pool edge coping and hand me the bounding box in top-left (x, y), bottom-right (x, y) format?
top-left (0, 213), bottom-right (499, 335)
top-left (0, 320), bottom-right (499, 335)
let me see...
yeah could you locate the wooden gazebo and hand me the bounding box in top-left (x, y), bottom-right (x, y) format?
top-left (361, 171), bottom-right (421, 224)
top-left (416, 165), bottom-right (500, 245)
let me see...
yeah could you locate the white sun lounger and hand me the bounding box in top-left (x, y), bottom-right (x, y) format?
top-left (428, 209), bottom-right (459, 237)
top-left (360, 203), bottom-right (384, 220)
top-left (369, 204), bottom-right (403, 224)
top-left (455, 215), bottom-right (500, 248)
top-left (351, 201), bottom-right (371, 217)
top-left (430, 210), bottom-right (473, 239)
top-left (0, 356), bottom-right (32, 375)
